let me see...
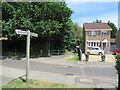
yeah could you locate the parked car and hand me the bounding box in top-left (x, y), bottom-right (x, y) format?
top-left (86, 47), bottom-right (104, 55)
top-left (113, 48), bottom-right (120, 55)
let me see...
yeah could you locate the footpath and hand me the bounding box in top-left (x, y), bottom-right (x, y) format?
top-left (29, 52), bottom-right (116, 67)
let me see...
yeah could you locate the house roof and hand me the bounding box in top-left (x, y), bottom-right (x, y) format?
top-left (102, 39), bottom-right (109, 43)
top-left (83, 23), bottom-right (112, 30)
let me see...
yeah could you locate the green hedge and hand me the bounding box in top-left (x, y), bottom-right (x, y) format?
top-left (115, 53), bottom-right (120, 74)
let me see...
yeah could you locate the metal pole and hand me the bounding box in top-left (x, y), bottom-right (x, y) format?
top-left (26, 30), bottom-right (30, 83)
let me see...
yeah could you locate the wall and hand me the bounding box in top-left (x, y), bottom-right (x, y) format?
top-left (84, 30), bottom-right (111, 52)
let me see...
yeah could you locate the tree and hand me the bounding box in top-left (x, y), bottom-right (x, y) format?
top-left (75, 23), bottom-right (83, 42)
top-left (93, 19), bottom-right (102, 23)
top-left (2, 2), bottom-right (73, 39)
top-left (2, 2), bottom-right (74, 56)
top-left (107, 21), bottom-right (117, 39)
top-left (74, 23), bottom-right (83, 44)
top-left (63, 19), bottom-right (76, 51)
top-left (64, 23), bottom-right (83, 51)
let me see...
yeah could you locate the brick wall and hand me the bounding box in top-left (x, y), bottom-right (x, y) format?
top-left (84, 31), bottom-right (111, 52)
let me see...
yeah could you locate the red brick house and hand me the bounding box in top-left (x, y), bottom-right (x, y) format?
top-left (83, 23), bottom-right (112, 52)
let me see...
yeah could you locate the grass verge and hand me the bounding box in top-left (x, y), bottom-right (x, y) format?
top-left (1, 78), bottom-right (88, 88)
top-left (67, 53), bottom-right (79, 61)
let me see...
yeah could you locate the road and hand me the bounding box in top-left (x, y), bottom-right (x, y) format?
top-left (0, 53), bottom-right (118, 88)
top-left (1, 59), bottom-right (117, 79)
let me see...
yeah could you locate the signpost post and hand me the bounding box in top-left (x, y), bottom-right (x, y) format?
top-left (15, 29), bottom-right (38, 83)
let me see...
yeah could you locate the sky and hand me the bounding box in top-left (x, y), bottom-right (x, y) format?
top-left (66, 1), bottom-right (119, 28)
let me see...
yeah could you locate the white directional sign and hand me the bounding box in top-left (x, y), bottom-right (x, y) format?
top-left (15, 29), bottom-right (38, 83)
top-left (16, 29), bottom-right (38, 37)
top-left (30, 32), bottom-right (38, 37)
top-left (16, 29), bottom-right (28, 35)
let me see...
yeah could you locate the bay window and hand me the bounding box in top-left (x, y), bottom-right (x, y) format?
top-left (87, 42), bottom-right (99, 47)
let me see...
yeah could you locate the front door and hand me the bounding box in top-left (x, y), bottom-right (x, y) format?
top-left (102, 43), bottom-right (106, 50)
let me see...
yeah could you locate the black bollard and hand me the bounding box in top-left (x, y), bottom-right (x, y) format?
top-left (76, 45), bottom-right (82, 61)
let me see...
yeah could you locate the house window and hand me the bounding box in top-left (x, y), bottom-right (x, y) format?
top-left (87, 42), bottom-right (99, 47)
top-left (89, 31), bottom-right (98, 35)
top-left (97, 42), bottom-right (99, 46)
top-left (101, 31), bottom-right (107, 35)
top-left (88, 42), bottom-right (90, 46)
top-left (91, 42), bottom-right (93, 46)
top-left (94, 42), bottom-right (96, 46)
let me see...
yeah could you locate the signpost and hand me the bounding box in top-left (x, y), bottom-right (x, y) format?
top-left (15, 29), bottom-right (38, 83)
top-left (16, 29), bottom-right (38, 37)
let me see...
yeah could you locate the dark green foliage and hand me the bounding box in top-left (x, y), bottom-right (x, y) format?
top-left (107, 21), bottom-right (117, 39)
top-left (2, 2), bottom-right (73, 39)
top-left (115, 53), bottom-right (120, 89)
top-left (74, 23), bottom-right (83, 44)
top-left (93, 19), bottom-right (102, 23)
top-left (2, 2), bottom-right (75, 57)
top-left (115, 53), bottom-right (120, 74)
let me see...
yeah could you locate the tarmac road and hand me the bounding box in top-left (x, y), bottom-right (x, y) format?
top-left (0, 53), bottom-right (118, 88)
top-left (1, 59), bottom-right (117, 79)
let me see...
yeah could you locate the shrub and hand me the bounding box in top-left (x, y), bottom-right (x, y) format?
top-left (84, 53), bottom-right (90, 56)
top-left (101, 54), bottom-right (106, 57)
top-left (115, 53), bottom-right (120, 74)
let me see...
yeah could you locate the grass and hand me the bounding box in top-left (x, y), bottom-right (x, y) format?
top-left (1, 78), bottom-right (104, 89)
top-left (1, 78), bottom-right (88, 88)
top-left (67, 53), bottom-right (80, 61)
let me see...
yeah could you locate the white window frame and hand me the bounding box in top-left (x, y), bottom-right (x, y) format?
top-left (87, 42), bottom-right (99, 47)
top-left (89, 31), bottom-right (98, 35)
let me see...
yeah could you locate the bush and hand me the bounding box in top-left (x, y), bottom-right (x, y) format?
top-left (115, 53), bottom-right (120, 74)
top-left (115, 53), bottom-right (120, 89)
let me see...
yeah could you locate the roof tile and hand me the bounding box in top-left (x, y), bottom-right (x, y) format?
top-left (83, 23), bottom-right (112, 29)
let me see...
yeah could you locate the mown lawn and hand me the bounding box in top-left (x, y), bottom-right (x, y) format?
top-left (1, 78), bottom-right (93, 89)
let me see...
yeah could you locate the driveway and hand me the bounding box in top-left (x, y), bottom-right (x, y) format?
top-left (82, 54), bottom-right (115, 62)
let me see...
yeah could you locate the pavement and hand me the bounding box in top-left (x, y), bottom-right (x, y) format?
top-left (28, 53), bottom-right (116, 68)
top-left (0, 52), bottom-right (118, 88)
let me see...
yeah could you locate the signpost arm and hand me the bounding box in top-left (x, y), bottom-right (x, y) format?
top-left (26, 30), bottom-right (30, 83)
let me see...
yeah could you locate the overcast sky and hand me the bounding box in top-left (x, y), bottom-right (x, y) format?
top-left (66, 1), bottom-right (119, 28)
